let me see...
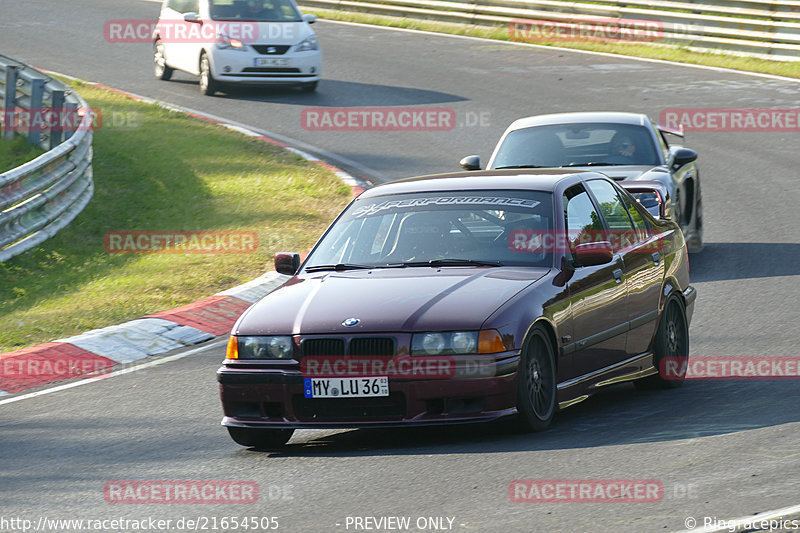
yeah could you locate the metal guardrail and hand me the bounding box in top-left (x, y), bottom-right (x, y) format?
top-left (0, 54), bottom-right (94, 262)
top-left (299, 0), bottom-right (800, 61)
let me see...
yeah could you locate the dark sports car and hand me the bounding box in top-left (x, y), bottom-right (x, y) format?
top-left (217, 170), bottom-right (695, 449)
top-left (460, 112), bottom-right (703, 252)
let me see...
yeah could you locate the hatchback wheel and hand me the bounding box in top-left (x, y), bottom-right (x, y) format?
top-left (199, 53), bottom-right (217, 96)
top-left (516, 326), bottom-right (557, 432)
top-left (227, 427), bottom-right (294, 450)
top-left (154, 41), bottom-right (173, 80)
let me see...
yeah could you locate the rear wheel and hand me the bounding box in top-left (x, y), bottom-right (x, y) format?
top-left (227, 427), bottom-right (294, 450)
top-left (516, 325), bottom-right (557, 432)
top-left (154, 41), bottom-right (173, 80)
top-left (199, 53), bottom-right (217, 96)
top-left (635, 296), bottom-right (689, 390)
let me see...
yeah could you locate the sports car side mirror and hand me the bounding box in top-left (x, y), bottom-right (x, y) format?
top-left (574, 241), bottom-right (613, 267)
top-left (275, 252), bottom-right (301, 276)
top-left (670, 147), bottom-right (697, 169)
top-left (460, 155), bottom-right (481, 171)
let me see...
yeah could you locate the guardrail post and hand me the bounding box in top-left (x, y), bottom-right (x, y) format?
top-left (27, 78), bottom-right (45, 146)
top-left (2, 65), bottom-right (18, 140)
top-left (50, 89), bottom-right (65, 150)
top-left (64, 102), bottom-right (77, 140)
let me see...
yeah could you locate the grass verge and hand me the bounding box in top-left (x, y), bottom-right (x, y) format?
top-left (304, 7), bottom-right (800, 79)
top-left (0, 135), bottom-right (46, 174)
top-left (0, 81), bottom-right (352, 352)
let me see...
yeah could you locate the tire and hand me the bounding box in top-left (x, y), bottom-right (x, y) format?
top-left (635, 296), bottom-right (689, 390)
top-left (199, 53), bottom-right (218, 96)
top-left (227, 427), bottom-right (294, 450)
top-left (154, 41), bottom-right (173, 81)
top-left (516, 325), bottom-right (557, 432)
top-left (300, 81), bottom-right (318, 93)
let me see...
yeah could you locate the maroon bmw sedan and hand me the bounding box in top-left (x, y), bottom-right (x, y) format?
top-left (218, 170), bottom-right (695, 449)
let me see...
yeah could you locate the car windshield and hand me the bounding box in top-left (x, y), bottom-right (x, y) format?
top-left (305, 190), bottom-right (555, 270)
top-left (209, 0), bottom-right (302, 22)
top-left (491, 123), bottom-right (660, 168)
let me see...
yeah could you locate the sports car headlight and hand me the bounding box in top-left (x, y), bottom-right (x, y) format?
top-left (411, 330), bottom-right (508, 355)
top-left (228, 336), bottom-right (294, 359)
top-left (294, 35), bottom-right (318, 52)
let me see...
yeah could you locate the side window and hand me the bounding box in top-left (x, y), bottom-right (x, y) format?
top-left (656, 130), bottom-right (670, 161)
top-left (167, 0), bottom-right (182, 11)
top-left (586, 179), bottom-right (636, 251)
top-left (184, 0), bottom-right (200, 12)
top-left (619, 190), bottom-right (650, 242)
top-left (563, 184), bottom-right (603, 255)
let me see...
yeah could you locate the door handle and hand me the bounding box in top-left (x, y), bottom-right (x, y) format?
top-left (651, 252), bottom-right (661, 265)
top-left (612, 269), bottom-right (623, 282)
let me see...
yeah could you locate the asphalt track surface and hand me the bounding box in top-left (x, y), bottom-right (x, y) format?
top-left (1, 1), bottom-right (799, 531)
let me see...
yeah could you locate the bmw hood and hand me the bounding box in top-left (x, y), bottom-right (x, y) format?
top-left (234, 267), bottom-right (550, 335)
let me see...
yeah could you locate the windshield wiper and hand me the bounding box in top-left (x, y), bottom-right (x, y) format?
top-left (305, 263), bottom-right (406, 272)
top-left (494, 164), bottom-right (542, 169)
top-left (560, 162), bottom-right (617, 167)
top-left (403, 259), bottom-right (503, 268)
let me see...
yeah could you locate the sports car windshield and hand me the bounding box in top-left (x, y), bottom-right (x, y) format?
top-left (305, 190), bottom-right (555, 269)
top-left (492, 123), bottom-right (660, 168)
top-left (209, 0), bottom-right (302, 22)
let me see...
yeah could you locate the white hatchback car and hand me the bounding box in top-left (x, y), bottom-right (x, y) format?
top-left (153, 0), bottom-right (321, 95)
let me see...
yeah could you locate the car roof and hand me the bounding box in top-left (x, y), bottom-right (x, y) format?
top-left (506, 111), bottom-right (651, 131)
top-left (357, 169), bottom-right (611, 199)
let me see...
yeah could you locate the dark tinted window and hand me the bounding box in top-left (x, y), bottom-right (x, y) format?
top-left (492, 122), bottom-right (659, 169)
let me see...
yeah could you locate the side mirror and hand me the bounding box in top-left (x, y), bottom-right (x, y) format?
top-left (459, 155), bottom-right (481, 171)
top-left (574, 241), bottom-right (613, 267)
top-left (184, 12), bottom-right (202, 24)
top-left (302, 13), bottom-right (317, 24)
top-left (670, 147), bottom-right (697, 169)
top-left (275, 252), bottom-right (301, 276)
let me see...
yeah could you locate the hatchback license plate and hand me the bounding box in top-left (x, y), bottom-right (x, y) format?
top-left (255, 57), bottom-right (289, 67)
top-left (304, 377), bottom-right (389, 398)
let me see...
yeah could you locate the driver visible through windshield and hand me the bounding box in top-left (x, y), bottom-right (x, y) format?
top-left (209, 0), bottom-right (302, 22)
top-left (304, 190), bottom-right (555, 271)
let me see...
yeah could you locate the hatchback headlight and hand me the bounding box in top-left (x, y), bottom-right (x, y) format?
top-left (217, 32), bottom-right (245, 50)
top-left (294, 35), bottom-right (318, 52)
top-left (227, 336), bottom-right (294, 359)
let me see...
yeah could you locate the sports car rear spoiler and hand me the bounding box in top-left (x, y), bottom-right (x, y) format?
top-left (620, 180), bottom-right (671, 220)
top-left (657, 124), bottom-right (684, 138)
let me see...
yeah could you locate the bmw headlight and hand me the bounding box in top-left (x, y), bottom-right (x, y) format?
top-left (228, 336), bottom-right (294, 359)
top-left (410, 330), bottom-right (508, 355)
top-left (294, 35), bottom-right (318, 52)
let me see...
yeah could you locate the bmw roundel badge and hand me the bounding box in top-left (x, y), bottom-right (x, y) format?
top-left (342, 317), bottom-right (360, 327)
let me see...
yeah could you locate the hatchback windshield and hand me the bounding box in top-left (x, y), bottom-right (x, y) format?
top-left (492, 123), bottom-right (659, 168)
top-left (305, 190), bottom-right (555, 269)
top-left (209, 0), bottom-right (302, 22)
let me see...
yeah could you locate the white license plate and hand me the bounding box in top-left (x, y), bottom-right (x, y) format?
top-left (304, 377), bottom-right (389, 398)
top-left (254, 57), bottom-right (289, 67)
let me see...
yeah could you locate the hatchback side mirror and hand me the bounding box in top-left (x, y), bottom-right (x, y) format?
top-left (302, 13), bottom-right (317, 24)
top-left (459, 155), bottom-right (481, 171)
top-left (275, 252), bottom-right (301, 275)
top-left (184, 12), bottom-right (202, 24)
top-left (574, 241), bottom-right (613, 267)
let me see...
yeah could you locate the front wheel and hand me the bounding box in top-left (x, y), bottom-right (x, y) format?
top-left (227, 427), bottom-right (294, 450)
top-left (516, 325), bottom-right (557, 432)
top-left (635, 296), bottom-right (689, 390)
top-left (199, 54), bottom-right (218, 96)
top-left (154, 41), bottom-right (173, 80)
